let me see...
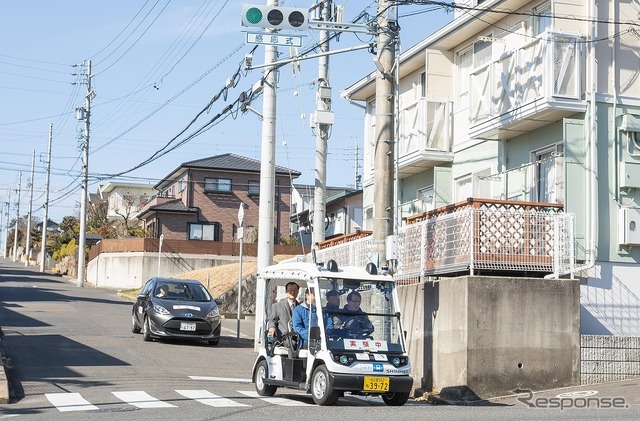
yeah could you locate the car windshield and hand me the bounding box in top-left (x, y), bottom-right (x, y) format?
top-left (155, 281), bottom-right (212, 302)
top-left (316, 277), bottom-right (405, 354)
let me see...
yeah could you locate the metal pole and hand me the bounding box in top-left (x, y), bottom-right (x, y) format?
top-left (3, 190), bottom-right (10, 259)
top-left (41, 123), bottom-right (53, 272)
top-left (237, 232), bottom-right (244, 340)
top-left (77, 60), bottom-right (92, 287)
top-left (13, 172), bottom-right (21, 262)
top-left (313, 0), bottom-right (331, 245)
top-left (157, 234), bottom-right (164, 277)
top-left (25, 150), bottom-right (35, 267)
top-left (255, 0), bottom-right (279, 348)
top-left (372, 0), bottom-right (397, 266)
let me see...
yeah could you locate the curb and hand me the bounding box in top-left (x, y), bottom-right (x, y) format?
top-left (0, 335), bottom-right (10, 404)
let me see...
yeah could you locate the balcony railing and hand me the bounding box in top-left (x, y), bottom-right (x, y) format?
top-left (398, 98), bottom-right (454, 175)
top-left (307, 199), bottom-right (575, 285)
top-left (469, 32), bottom-right (584, 138)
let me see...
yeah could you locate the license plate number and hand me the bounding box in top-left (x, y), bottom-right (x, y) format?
top-left (180, 322), bottom-right (196, 331)
top-left (363, 376), bottom-right (389, 392)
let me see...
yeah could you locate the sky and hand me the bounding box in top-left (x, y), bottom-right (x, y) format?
top-left (0, 0), bottom-right (453, 229)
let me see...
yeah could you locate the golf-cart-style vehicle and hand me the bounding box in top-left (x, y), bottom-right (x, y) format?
top-left (252, 259), bottom-right (413, 406)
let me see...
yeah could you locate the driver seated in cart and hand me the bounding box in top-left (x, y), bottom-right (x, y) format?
top-left (336, 290), bottom-right (374, 334)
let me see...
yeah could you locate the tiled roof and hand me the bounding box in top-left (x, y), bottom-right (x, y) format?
top-left (151, 200), bottom-right (197, 212)
top-left (183, 153), bottom-right (300, 176)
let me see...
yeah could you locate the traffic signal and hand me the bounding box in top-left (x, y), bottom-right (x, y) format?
top-left (241, 4), bottom-right (309, 31)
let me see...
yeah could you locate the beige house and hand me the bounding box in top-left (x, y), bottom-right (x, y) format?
top-left (344, 0), bottom-right (640, 336)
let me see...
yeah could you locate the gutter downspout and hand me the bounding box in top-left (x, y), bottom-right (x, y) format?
top-left (587, 0), bottom-right (598, 273)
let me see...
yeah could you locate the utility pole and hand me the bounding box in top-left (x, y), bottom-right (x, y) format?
top-left (312, 0), bottom-right (332, 245)
top-left (257, 0), bottom-right (278, 273)
top-left (372, 0), bottom-right (398, 267)
top-left (13, 172), bottom-right (21, 262)
top-left (41, 123), bottom-right (53, 272)
top-left (3, 190), bottom-right (10, 259)
top-left (25, 150), bottom-right (35, 267)
top-left (76, 60), bottom-right (93, 287)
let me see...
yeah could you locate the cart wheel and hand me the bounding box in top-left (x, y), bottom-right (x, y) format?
top-left (382, 391), bottom-right (410, 406)
top-left (255, 360), bottom-right (277, 396)
top-left (311, 365), bottom-right (339, 406)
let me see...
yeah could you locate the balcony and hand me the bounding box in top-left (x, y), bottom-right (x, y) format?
top-left (469, 32), bottom-right (586, 140)
top-left (398, 98), bottom-right (454, 177)
top-left (308, 199), bottom-right (576, 284)
top-left (137, 195), bottom-right (177, 214)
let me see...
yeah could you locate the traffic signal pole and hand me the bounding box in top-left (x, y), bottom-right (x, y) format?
top-left (254, 0), bottom-right (279, 350)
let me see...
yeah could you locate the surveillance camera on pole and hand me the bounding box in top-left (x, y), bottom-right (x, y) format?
top-left (241, 4), bottom-right (309, 31)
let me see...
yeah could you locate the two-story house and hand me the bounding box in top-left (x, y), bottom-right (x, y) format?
top-left (99, 181), bottom-right (157, 222)
top-left (137, 153), bottom-right (300, 243)
top-left (343, 0), bottom-right (640, 336)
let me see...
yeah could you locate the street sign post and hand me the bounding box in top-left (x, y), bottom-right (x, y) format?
top-left (237, 204), bottom-right (245, 340)
top-left (245, 32), bottom-right (303, 48)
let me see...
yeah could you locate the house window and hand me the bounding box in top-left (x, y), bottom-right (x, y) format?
top-left (204, 177), bottom-right (232, 193)
top-left (455, 47), bottom-right (472, 110)
top-left (473, 34), bottom-right (493, 68)
top-left (532, 144), bottom-right (564, 203)
top-left (417, 185), bottom-right (434, 212)
top-left (419, 71), bottom-right (426, 97)
top-left (533, 1), bottom-right (552, 36)
top-left (179, 177), bottom-right (186, 192)
top-left (189, 223), bottom-right (219, 241)
top-left (248, 180), bottom-right (260, 196)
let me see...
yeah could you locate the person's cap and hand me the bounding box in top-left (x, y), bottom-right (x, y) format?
top-left (326, 290), bottom-right (339, 298)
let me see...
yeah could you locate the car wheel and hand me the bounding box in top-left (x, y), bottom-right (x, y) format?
top-left (207, 338), bottom-right (219, 346)
top-left (311, 365), bottom-right (339, 406)
top-left (382, 391), bottom-right (410, 406)
top-left (254, 360), bottom-right (277, 396)
top-left (131, 312), bottom-right (141, 334)
top-left (142, 316), bottom-right (152, 342)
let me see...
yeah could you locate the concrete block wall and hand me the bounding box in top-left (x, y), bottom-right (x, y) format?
top-left (581, 335), bottom-right (640, 384)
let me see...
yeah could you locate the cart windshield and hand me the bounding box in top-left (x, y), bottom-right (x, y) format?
top-left (317, 277), bottom-right (405, 354)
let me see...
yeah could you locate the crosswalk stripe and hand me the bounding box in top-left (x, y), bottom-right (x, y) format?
top-left (112, 391), bottom-right (177, 408)
top-left (176, 390), bottom-right (249, 407)
top-left (45, 393), bottom-right (99, 412)
top-left (238, 390), bottom-right (312, 406)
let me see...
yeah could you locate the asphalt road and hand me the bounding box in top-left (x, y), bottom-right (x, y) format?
top-left (0, 258), bottom-right (639, 420)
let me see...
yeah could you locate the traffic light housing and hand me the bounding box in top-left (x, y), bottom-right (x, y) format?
top-left (241, 4), bottom-right (309, 31)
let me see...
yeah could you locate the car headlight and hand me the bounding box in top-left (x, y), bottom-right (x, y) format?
top-left (207, 307), bottom-right (219, 318)
top-left (153, 304), bottom-right (170, 315)
top-left (391, 356), bottom-right (408, 367)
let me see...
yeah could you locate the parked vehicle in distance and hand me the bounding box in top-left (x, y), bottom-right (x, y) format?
top-left (131, 277), bottom-right (221, 346)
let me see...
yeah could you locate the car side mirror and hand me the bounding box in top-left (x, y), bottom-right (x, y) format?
top-left (214, 298), bottom-right (223, 306)
top-left (136, 293), bottom-right (147, 300)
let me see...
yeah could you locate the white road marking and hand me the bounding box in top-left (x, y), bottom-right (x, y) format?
top-left (176, 389), bottom-right (249, 407)
top-left (189, 376), bottom-right (252, 383)
top-left (112, 391), bottom-right (177, 408)
top-left (238, 390), bottom-right (312, 406)
top-left (45, 393), bottom-right (99, 412)
top-left (220, 326), bottom-right (252, 339)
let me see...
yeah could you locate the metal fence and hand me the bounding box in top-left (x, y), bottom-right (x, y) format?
top-left (310, 206), bottom-right (576, 285)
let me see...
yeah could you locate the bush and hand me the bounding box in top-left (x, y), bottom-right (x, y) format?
top-left (53, 238), bottom-right (77, 261)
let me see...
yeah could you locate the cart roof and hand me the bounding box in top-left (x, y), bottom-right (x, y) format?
top-left (258, 260), bottom-right (394, 283)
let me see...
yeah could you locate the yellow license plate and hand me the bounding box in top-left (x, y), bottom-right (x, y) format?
top-left (363, 376), bottom-right (389, 392)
